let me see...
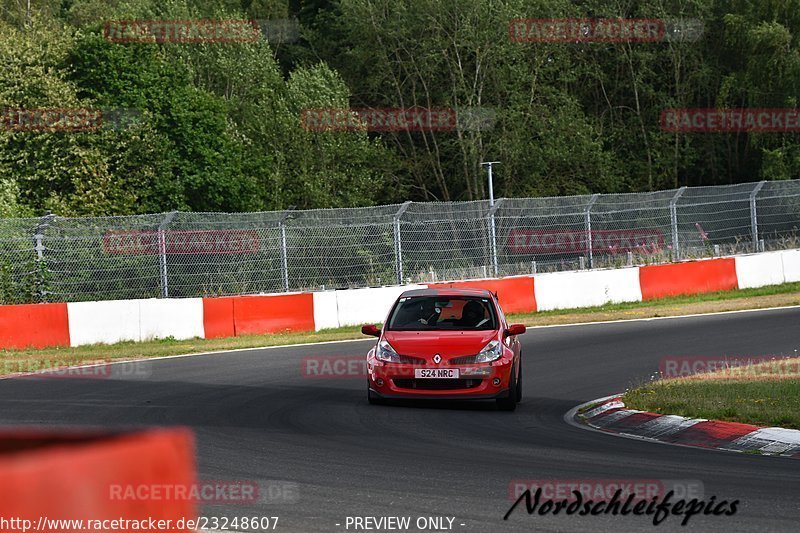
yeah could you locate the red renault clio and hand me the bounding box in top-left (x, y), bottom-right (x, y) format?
top-left (361, 288), bottom-right (526, 410)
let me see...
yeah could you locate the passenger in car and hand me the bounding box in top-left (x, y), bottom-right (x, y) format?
top-left (457, 300), bottom-right (485, 328)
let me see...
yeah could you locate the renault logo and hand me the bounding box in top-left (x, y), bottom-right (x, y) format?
top-left (433, 354), bottom-right (442, 364)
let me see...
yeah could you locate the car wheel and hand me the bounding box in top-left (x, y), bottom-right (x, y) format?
top-left (496, 365), bottom-right (518, 411)
top-left (367, 387), bottom-right (385, 405)
top-left (515, 357), bottom-right (523, 403)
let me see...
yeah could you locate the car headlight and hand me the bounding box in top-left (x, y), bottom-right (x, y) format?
top-left (376, 340), bottom-right (402, 363)
top-left (474, 340), bottom-right (503, 363)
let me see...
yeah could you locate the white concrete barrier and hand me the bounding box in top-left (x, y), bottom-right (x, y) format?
top-left (139, 299), bottom-right (204, 341)
top-left (67, 300), bottom-right (141, 346)
top-left (68, 298), bottom-right (204, 346)
top-left (534, 267), bottom-right (642, 311)
top-left (782, 249), bottom-right (800, 283)
top-left (735, 252), bottom-right (786, 289)
top-left (312, 291), bottom-right (340, 331)
top-left (334, 285), bottom-right (426, 327)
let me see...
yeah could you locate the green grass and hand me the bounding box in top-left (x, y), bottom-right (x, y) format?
top-left (2, 281), bottom-right (800, 377)
top-left (625, 379), bottom-right (800, 429)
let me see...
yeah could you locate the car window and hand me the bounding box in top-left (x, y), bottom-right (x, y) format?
top-left (387, 296), bottom-right (497, 331)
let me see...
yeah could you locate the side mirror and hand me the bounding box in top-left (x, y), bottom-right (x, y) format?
top-left (361, 324), bottom-right (381, 337)
top-left (505, 324), bottom-right (526, 337)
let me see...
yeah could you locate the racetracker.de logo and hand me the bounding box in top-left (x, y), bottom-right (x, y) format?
top-left (0, 108), bottom-right (100, 132)
top-left (661, 108), bottom-right (800, 133)
top-left (300, 107), bottom-right (496, 132)
top-left (7, 360), bottom-right (152, 380)
top-left (301, 356), bottom-right (368, 379)
top-left (109, 481), bottom-right (258, 504)
top-left (104, 19), bottom-right (261, 43)
top-left (0, 108), bottom-right (140, 132)
top-left (108, 480), bottom-right (299, 505)
top-left (506, 228), bottom-right (664, 255)
top-left (509, 18), bottom-right (704, 43)
top-left (509, 18), bottom-right (666, 42)
top-left (659, 355), bottom-right (800, 378)
top-left (508, 479), bottom-right (703, 502)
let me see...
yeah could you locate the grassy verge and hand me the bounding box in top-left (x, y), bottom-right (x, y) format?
top-left (0, 326), bottom-right (366, 376)
top-left (2, 281), bottom-right (800, 377)
top-left (624, 358), bottom-right (800, 429)
top-left (519, 280), bottom-right (800, 326)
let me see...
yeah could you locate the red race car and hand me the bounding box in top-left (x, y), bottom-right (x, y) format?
top-left (361, 288), bottom-right (526, 410)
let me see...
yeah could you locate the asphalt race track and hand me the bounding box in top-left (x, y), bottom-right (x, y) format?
top-left (1, 307), bottom-right (799, 532)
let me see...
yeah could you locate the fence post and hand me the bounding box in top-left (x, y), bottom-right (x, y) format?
top-left (487, 198), bottom-right (504, 277)
top-left (158, 211), bottom-right (177, 298)
top-left (669, 187), bottom-right (687, 261)
top-left (393, 201), bottom-right (412, 285)
top-left (750, 181), bottom-right (766, 252)
top-left (278, 207), bottom-right (295, 292)
top-left (32, 212), bottom-right (55, 302)
top-left (584, 194), bottom-right (599, 269)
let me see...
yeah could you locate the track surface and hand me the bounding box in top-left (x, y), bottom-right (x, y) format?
top-left (1, 307), bottom-right (799, 532)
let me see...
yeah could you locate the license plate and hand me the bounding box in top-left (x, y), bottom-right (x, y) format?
top-left (414, 368), bottom-right (459, 379)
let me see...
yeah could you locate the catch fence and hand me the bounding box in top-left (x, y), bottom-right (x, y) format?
top-left (1, 180), bottom-right (799, 303)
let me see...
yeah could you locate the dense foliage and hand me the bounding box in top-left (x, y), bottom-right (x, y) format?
top-left (0, 0), bottom-right (799, 216)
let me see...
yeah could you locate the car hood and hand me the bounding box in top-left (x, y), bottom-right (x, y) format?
top-left (382, 329), bottom-right (498, 358)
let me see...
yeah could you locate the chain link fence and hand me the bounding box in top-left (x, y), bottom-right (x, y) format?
top-left (2, 179), bottom-right (799, 304)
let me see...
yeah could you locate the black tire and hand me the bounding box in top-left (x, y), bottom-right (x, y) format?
top-left (515, 356), bottom-right (523, 403)
top-left (496, 365), bottom-right (518, 411)
top-left (367, 387), bottom-right (385, 405)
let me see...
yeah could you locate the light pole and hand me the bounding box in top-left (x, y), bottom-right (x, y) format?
top-left (481, 161), bottom-right (500, 207)
top-left (481, 161), bottom-right (501, 276)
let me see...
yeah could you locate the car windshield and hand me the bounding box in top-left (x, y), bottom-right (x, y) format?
top-left (387, 296), bottom-right (497, 331)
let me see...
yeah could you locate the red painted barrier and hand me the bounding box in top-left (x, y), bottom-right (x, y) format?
top-left (0, 428), bottom-right (196, 532)
top-left (202, 296), bottom-right (236, 339)
top-left (639, 258), bottom-right (738, 300)
top-left (429, 276), bottom-right (537, 314)
top-left (663, 420), bottom-right (759, 449)
top-left (234, 293), bottom-right (315, 335)
top-left (0, 254), bottom-right (758, 350)
top-left (0, 303), bottom-right (70, 349)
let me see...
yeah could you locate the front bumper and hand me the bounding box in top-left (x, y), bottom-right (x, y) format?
top-left (367, 356), bottom-right (514, 399)
top-left (368, 388), bottom-right (510, 401)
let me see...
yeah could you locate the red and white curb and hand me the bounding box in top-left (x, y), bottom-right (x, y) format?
top-left (568, 395), bottom-right (800, 457)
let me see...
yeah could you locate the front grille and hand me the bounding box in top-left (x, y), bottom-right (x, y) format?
top-left (392, 378), bottom-right (483, 390)
top-left (449, 355), bottom-right (478, 365)
top-left (396, 355), bottom-right (426, 365)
